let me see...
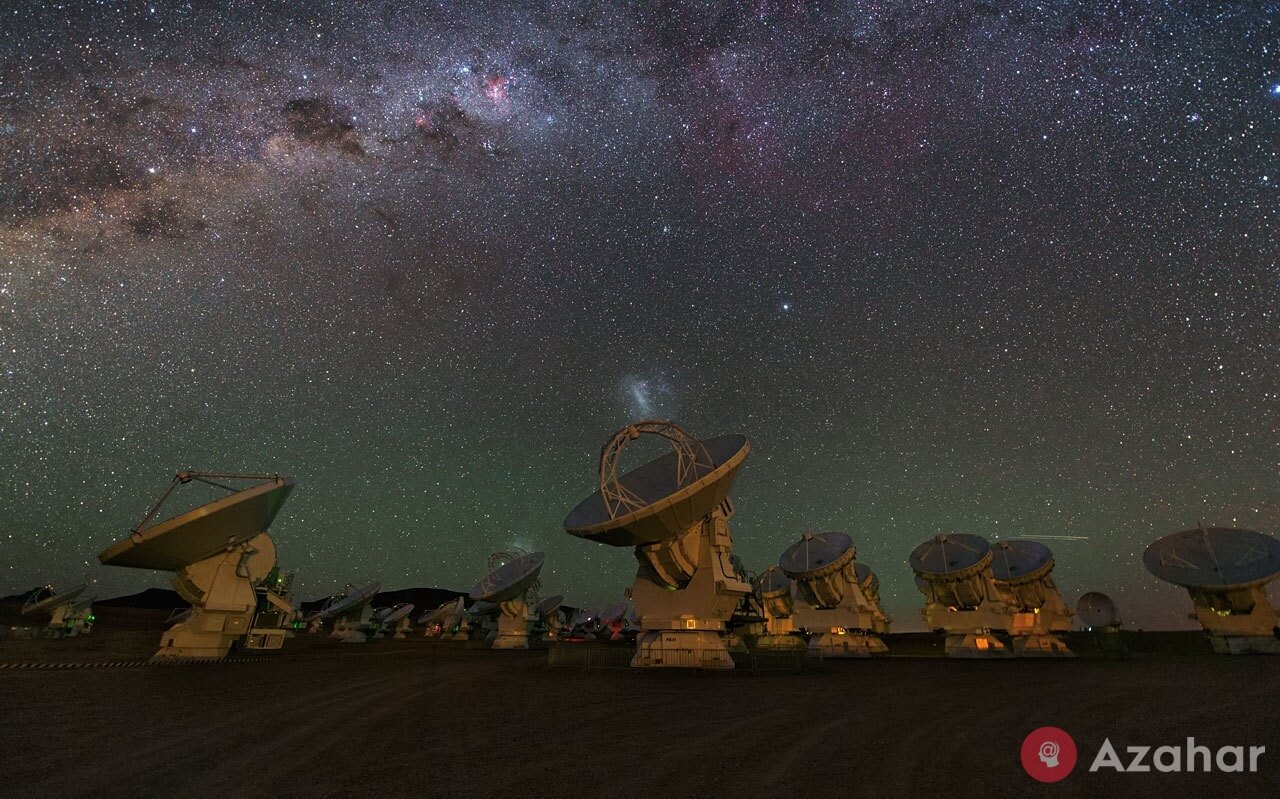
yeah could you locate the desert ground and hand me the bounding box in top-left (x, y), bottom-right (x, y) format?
top-left (2, 618), bottom-right (1278, 799)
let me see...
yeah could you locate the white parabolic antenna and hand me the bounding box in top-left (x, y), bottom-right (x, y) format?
top-left (779, 532), bottom-right (889, 657)
top-left (417, 599), bottom-right (463, 637)
top-left (989, 540), bottom-right (1074, 657)
top-left (780, 532), bottom-right (856, 607)
top-left (537, 594), bottom-right (564, 617)
top-left (310, 581), bottom-right (382, 621)
top-left (599, 602), bottom-right (629, 625)
top-left (374, 602), bottom-right (415, 638)
top-left (570, 606), bottom-right (599, 636)
top-left (1143, 527), bottom-right (1280, 589)
top-left (98, 472), bottom-right (299, 660)
top-left (991, 539), bottom-right (1055, 583)
top-left (445, 597), bottom-right (468, 631)
top-left (910, 532), bottom-right (991, 580)
top-left (313, 581), bottom-right (382, 643)
top-left (471, 552), bottom-right (545, 603)
top-left (374, 602), bottom-right (414, 625)
top-left (753, 564), bottom-right (804, 650)
top-left (22, 583), bottom-right (94, 639)
top-left (100, 474), bottom-right (292, 571)
top-left (22, 583), bottom-right (87, 616)
top-left (1143, 526), bottom-right (1280, 654)
top-left (909, 533), bottom-right (1012, 658)
top-left (854, 562), bottom-right (879, 594)
top-left (1076, 592), bottom-right (1120, 629)
top-left (537, 593), bottom-right (565, 641)
top-left (564, 420), bottom-right (752, 669)
top-left (420, 596), bottom-right (464, 626)
top-left (469, 551), bottom-right (545, 650)
top-left (754, 565), bottom-right (793, 615)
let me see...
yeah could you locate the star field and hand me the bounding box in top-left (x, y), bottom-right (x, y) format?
top-left (1, 1), bottom-right (1277, 627)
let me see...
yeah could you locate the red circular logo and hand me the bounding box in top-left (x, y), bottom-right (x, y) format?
top-left (1021, 727), bottom-right (1078, 782)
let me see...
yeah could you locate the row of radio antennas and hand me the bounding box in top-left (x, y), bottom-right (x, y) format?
top-left (83, 426), bottom-right (1280, 663)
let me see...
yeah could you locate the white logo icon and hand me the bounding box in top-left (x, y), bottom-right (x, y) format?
top-left (1039, 741), bottom-right (1062, 768)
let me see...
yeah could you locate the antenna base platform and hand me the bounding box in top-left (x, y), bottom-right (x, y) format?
top-left (1208, 635), bottom-right (1280, 655)
top-left (627, 505), bottom-right (750, 669)
top-left (154, 533), bottom-right (289, 660)
top-left (491, 602), bottom-right (534, 650)
top-left (807, 630), bottom-right (889, 658)
top-left (332, 606), bottom-right (377, 643)
top-left (944, 632), bottom-right (1013, 658)
top-left (1011, 633), bottom-right (1075, 657)
top-left (632, 630), bottom-right (736, 668)
top-left (1189, 586), bottom-right (1280, 653)
top-left (42, 604), bottom-right (95, 639)
top-left (756, 633), bottom-right (807, 651)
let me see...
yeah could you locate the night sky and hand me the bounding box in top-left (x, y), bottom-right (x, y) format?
top-left (2, 1), bottom-right (1277, 629)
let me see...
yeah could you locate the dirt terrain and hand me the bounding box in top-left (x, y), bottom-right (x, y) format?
top-left (2, 628), bottom-right (1278, 799)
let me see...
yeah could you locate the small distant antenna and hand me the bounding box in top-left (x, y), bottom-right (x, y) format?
top-left (469, 551), bottom-right (546, 650)
top-left (310, 581), bottom-right (382, 643)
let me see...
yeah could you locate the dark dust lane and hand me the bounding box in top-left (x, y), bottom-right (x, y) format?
top-left (2, 648), bottom-right (1278, 799)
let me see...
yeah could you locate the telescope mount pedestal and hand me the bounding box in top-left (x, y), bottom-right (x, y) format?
top-left (629, 502), bottom-right (749, 669)
top-left (492, 597), bottom-right (534, 650)
top-left (1191, 587), bottom-right (1280, 654)
top-left (159, 533), bottom-right (276, 660)
top-left (332, 605), bottom-right (376, 643)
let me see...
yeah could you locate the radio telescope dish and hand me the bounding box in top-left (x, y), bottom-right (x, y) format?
top-left (420, 596), bottom-right (465, 638)
top-left (854, 563), bottom-right (879, 594)
top-left (755, 565), bottom-right (794, 616)
top-left (419, 600), bottom-right (451, 628)
top-left (536, 594), bottom-right (563, 616)
top-left (443, 598), bottom-right (469, 640)
top-left (989, 540), bottom-right (1073, 657)
top-left (468, 600), bottom-right (499, 617)
top-left (470, 552), bottom-right (545, 603)
top-left (781, 532), bottom-right (854, 576)
top-left (599, 602), bottom-right (629, 625)
top-left (910, 533), bottom-right (1012, 658)
top-left (22, 584), bottom-right (95, 639)
top-left (910, 533), bottom-right (992, 578)
top-left (100, 473), bottom-right (293, 572)
top-left (468, 551), bottom-right (545, 650)
top-left (537, 594), bottom-right (566, 641)
top-left (312, 581), bottom-right (382, 643)
top-left (991, 540), bottom-right (1054, 583)
top-left (311, 581), bottom-right (381, 621)
top-left (98, 472), bottom-right (301, 660)
top-left (1144, 526), bottom-right (1280, 589)
top-left (568, 606), bottom-right (599, 639)
top-left (563, 420), bottom-right (752, 669)
top-left (22, 583), bottom-right (86, 617)
top-left (752, 565), bottom-right (804, 651)
top-left (779, 532), bottom-right (889, 657)
top-left (375, 603), bottom-right (414, 625)
top-left (1144, 526), bottom-right (1280, 654)
top-left (1076, 592), bottom-right (1120, 630)
top-left (373, 602), bottom-right (415, 639)
top-left (599, 601), bottom-right (630, 641)
top-left (565, 426), bottom-right (749, 548)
